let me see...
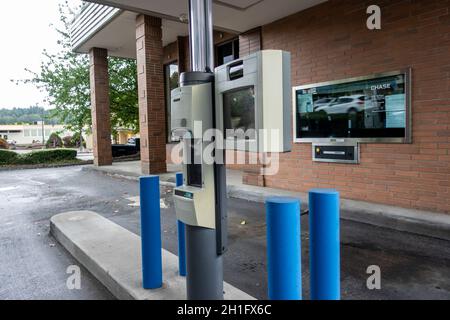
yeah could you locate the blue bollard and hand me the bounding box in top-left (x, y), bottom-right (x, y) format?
top-left (140, 176), bottom-right (163, 289)
top-left (176, 172), bottom-right (186, 277)
top-left (309, 189), bottom-right (340, 300)
top-left (266, 197), bottom-right (302, 300)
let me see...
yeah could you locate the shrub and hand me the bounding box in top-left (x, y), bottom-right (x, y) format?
top-left (19, 149), bottom-right (77, 165)
top-left (46, 133), bottom-right (63, 148)
top-left (63, 133), bottom-right (86, 148)
top-left (63, 136), bottom-right (74, 148)
top-left (0, 138), bottom-right (9, 150)
top-left (0, 149), bottom-right (77, 166)
top-left (72, 132), bottom-right (86, 148)
top-left (0, 150), bottom-right (19, 165)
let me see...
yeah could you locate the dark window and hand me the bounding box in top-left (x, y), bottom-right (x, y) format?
top-left (164, 63), bottom-right (179, 143)
top-left (216, 39), bottom-right (239, 66)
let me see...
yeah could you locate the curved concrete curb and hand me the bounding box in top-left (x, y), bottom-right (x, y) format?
top-left (82, 165), bottom-right (175, 187)
top-left (50, 211), bottom-right (255, 300)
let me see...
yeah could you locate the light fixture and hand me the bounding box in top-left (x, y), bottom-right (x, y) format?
top-left (179, 13), bottom-right (189, 23)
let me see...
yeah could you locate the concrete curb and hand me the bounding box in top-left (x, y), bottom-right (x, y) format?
top-left (50, 211), bottom-right (255, 300)
top-left (82, 165), bottom-right (450, 242)
top-left (82, 165), bottom-right (176, 187)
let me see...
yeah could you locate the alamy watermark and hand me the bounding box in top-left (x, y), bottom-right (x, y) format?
top-left (66, 265), bottom-right (81, 290)
top-left (170, 121), bottom-right (281, 176)
top-left (366, 265), bottom-right (381, 290)
top-left (367, 5), bottom-right (381, 30)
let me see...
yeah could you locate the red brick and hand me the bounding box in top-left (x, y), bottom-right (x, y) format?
top-left (136, 15), bottom-right (167, 174)
top-left (89, 48), bottom-right (112, 166)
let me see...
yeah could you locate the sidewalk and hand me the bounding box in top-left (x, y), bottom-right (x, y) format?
top-left (82, 161), bottom-right (450, 242)
top-left (51, 211), bottom-right (254, 300)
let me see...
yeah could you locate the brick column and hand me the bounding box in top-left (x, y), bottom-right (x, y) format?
top-left (136, 15), bottom-right (167, 174)
top-left (89, 47), bottom-right (112, 166)
top-left (239, 27), bottom-right (262, 58)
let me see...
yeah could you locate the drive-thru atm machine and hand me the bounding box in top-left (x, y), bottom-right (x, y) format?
top-left (171, 50), bottom-right (291, 299)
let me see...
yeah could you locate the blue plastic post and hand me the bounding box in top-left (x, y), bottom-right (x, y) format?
top-left (140, 176), bottom-right (162, 289)
top-left (176, 172), bottom-right (186, 277)
top-left (266, 197), bottom-right (302, 300)
top-left (309, 189), bottom-right (340, 300)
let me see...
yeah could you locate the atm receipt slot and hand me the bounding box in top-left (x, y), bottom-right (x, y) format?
top-left (313, 143), bottom-right (360, 164)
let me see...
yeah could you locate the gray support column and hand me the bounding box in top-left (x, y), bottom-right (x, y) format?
top-left (184, 0), bottom-right (226, 300)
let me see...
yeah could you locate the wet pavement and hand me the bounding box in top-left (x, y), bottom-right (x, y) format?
top-left (0, 166), bottom-right (449, 300)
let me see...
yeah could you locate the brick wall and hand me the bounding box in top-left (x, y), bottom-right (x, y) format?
top-left (260, 0), bottom-right (450, 213)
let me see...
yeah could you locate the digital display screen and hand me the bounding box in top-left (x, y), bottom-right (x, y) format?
top-left (174, 190), bottom-right (194, 199)
top-left (223, 87), bottom-right (256, 140)
top-left (295, 73), bottom-right (408, 140)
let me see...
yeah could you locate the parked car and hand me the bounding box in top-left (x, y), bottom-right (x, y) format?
top-left (112, 138), bottom-right (140, 158)
top-left (127, 137), bottom-right (139, 146)
top-left (6, 140), bottom-right (16, 150)
top-left (313, 98), bottom-right (337, 111)
top-left (315, 95), bottom-right (367, 115)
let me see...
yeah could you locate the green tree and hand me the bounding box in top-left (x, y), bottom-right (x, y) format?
top-left (17, 1), bottom-right (139, 145)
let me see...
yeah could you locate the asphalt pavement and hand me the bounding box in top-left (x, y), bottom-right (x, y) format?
top-left (0, 166), bottom-right (449, 300)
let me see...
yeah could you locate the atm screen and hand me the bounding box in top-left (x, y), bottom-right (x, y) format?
top-left (295, 72), bottom-right (409, 140)
top-left (223, 87), bottom-right (256, 140)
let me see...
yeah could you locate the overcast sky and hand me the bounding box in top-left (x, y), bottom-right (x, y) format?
top-left (0, 0), bottom-right (82, 109)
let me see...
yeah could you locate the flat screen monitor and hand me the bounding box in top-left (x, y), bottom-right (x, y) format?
top-left (223, 86), bottom-right (256, 140)
top-left (294, 70), bottom-right (411, 143)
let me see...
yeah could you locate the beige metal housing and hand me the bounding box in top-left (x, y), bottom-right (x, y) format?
top-left (215, 50), bottom-right (292, 153)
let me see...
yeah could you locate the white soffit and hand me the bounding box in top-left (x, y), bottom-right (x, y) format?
top-left (86, 0), bottom-right (327, 33)
top-left (76, 11), bottom-right (189, 58)
top-left (216, 0), bottom-right (263, 9)
top-left (75, 0), bottom-right (327, 58)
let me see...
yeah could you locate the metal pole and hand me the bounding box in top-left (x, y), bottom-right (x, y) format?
top-left (189, 0), bottom-right (214, 72)
top-left (176, 172), bottom-right (187, 277)
top-left (185, 0), bottom-right (224, 300)
top-left (266, 197), bottom-right (302, 300)
top-left (140, 176), bottom-right (163, 289)
top-left (309, 189), bottom-right (340, 300)
top-left (204, 0), bottom-right (214, 71)
top-left (41, 110), bottom-right (45, 147)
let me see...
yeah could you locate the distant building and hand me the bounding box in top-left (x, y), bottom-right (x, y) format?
top-left (115, 128), bottom-right (139, 145)
top-left (0, 122), bottom-right (73, 145)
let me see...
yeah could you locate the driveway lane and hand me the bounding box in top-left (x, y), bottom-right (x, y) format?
top-left (0, 166), bottom-right (449, 300)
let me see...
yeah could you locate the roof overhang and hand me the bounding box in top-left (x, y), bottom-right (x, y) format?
top-left (71, 5), bottom-right (190, 58)
top-left (71, 0), bottom-right (327, 58)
